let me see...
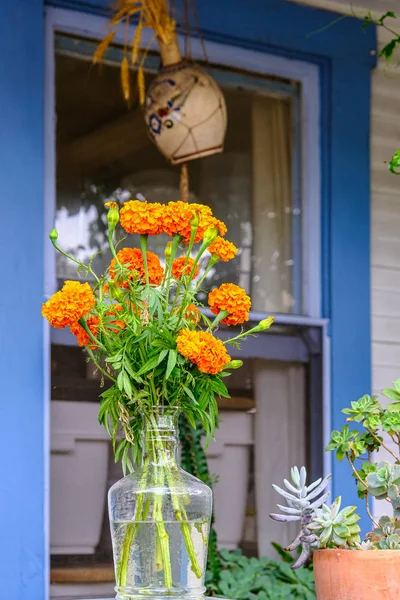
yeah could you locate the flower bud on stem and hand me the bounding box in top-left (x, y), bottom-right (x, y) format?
top-left (225, 360), bottom-right (243, 370)
top-left (224, 316), bottom-right (274, 346)
top-left (49, 230), bottom-right (100, 284)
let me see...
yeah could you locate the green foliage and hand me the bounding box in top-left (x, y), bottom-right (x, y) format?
top-left (362, 12), bottom-right (400, 174)
top-left (342, 394), bottom-right (380, 422)
top-left (389, 150), bottom-right (400, 176)
top-left (326, 386), bottom-right (400, 540)
top-left (326, 425), bottom-right (361, 461)
top-left (365, 462), bottom-right (400, 500)
top-left (309, 497), bottom-right (361, 547)
top-left (366, 516), bottom-right (400, 549)
top-left (382, 378), bottom-right (400, 411)
top-left (206, 548), bottom-right (315, 600)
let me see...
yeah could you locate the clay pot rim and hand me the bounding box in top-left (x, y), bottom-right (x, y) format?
top-left (315, 548), bottom-right (400, 559)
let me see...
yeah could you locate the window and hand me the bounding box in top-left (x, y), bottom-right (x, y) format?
top-left (49, 32), bottom-right (323, 574)
top-left (55, 34), bottom-right (303, 314)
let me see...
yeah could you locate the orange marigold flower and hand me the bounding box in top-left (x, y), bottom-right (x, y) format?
top-left (208, 283), bottom-right (251, 326)
top-left (109, 247), bottom-right (164, 287)
top-left (202, 216), bottom-right (227, 238)
top-left (208, 237), bottom-right (238, 262)
top-left (176, 329), bottom-right (231, 374)
top-left (176, 329), bottom-right (204, 362)
top-left (120, 200), bottom-right (164, 235)
top-left (171, 257), bottom-right (199, 280)
top-left (42, 281), bottom-right (95, 329)
top-left (195, 333), bottom-right (231, 374)
top-left (70, 316), bottom-right (100, 348)
top-left (162, 201), bottom-right (226, 243)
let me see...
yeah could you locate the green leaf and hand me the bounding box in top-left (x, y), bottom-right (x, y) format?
top-left (166, 350), bottom-right (177, 380)
top-left (387, 402), bottom-right (400, 412)
top-left (379, 38), bottom-right (399, 61)
top-left (157, 348), bottom-right (169, 365)
top-left (383, 387), bottom-right (400, 401)
top-left (389, 150), bottom-right (400, 175)
top-left (378, 11), bottom-right (396, 25)
top-left (117, 371), bottom-right (124, 392)
top-left (122, 371), bottom-right (133, 398)
top-left (182, 385), bottom-right (198, 404)
top-left (135, 354), bottom-right (159, 376)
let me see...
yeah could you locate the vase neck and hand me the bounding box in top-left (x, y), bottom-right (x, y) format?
top-left (142, 408), bottom-right (179, 467)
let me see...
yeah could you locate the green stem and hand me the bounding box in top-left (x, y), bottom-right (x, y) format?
top-left (149, 414), bottom-right (202, 580)
top-left (208, 310), bottom-right (229, 331)
top-left (151, 436), bottom-right (173, 588)
top-left (140, 234), bottom-right (149, 286)
top-left (194, 255), bottom-right (219, 292)
top-left (78, 317), bottom-right (108, 354)
top-left (170, 225), bottom-right (199, 312)
top-left (117, 456), bottom-right (151, 587)
top-left (162, 234), bottom-right (182, 301)
top-left (51, 239), bottom-right (100, 283)
top-left (85, 346), bottom-right (116, 383)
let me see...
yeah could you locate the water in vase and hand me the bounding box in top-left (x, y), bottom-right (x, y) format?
top-left (111, 519), bottom-right (210, 598)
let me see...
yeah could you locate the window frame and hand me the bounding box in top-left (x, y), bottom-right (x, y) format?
top-left (46, 6), bottom-right (322, 319)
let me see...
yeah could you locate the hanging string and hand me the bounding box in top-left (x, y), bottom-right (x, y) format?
top-left (183, 0), bottom-right (192, 59)
top-left (190, 0), bottom-right (208, 62)
top-left (180, 163), bottom-right (189, 203)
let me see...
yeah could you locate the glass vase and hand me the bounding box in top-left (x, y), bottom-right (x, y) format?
top-left (108, 407), bottom-right (212, 600)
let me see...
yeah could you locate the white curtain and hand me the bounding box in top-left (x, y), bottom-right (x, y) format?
top-left (252, 95), bottom-right (295, 313)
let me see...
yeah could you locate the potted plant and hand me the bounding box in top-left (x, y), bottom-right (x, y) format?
top-left (42, 198), bottom-right (273, 599)
top-left (270, 384), bottom-right (400, 600)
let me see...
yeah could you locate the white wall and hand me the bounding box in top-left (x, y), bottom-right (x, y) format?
top-left (293, 0), bottom-right (400, 397)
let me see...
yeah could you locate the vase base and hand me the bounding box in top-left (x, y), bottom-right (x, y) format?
top-left (115, 596), bottom-right (205, 600)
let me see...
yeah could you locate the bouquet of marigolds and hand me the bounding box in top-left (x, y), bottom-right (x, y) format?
top-left (42, 199), bottom-right (273, 597)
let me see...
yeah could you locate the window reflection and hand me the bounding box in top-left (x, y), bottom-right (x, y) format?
top-left (56, 49), bottom-right (300, 313)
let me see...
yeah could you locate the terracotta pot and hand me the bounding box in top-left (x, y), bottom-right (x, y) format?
top-left (314, 549), bottom-right (400, 600)
top-left (144, 61), bottom-right (227, 165)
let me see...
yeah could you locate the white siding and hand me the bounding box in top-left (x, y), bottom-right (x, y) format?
top-left (293, 0), bottom-right (400, 395)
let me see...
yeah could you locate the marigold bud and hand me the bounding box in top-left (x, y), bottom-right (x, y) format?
top-left (257, 316), bottom-right (274, 331)
top-left (226, 360), bottom-right (243, 370)
top-left (203, 226), bottom-right (219, 246)
top-left (49, 228), bottom-right (58, 242)
top-left (104, 201), bottom-right (120, 230)
top-left (190, 210), bottom-right (201, 229)
top-left (165, 242), bottom-right (172, 258)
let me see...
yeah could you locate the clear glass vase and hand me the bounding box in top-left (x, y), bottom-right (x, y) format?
top-left (109, 407), bottom-right (212, 600)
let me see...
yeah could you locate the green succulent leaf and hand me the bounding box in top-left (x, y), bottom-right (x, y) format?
top-left (342, 395), bottom-right (380, 422)
top-left (382, 410), bottom-right (400, 433)
top-left (326, 425), bottom-right (359, 461)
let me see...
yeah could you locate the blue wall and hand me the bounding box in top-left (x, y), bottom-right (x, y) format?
top-left (0, 1), bottom-right (375, 597)
top-left (0, 1), bottom-right (45, 598)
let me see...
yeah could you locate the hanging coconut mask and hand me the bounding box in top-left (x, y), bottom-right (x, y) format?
top-left (94, 1), bottom-right (227, 165)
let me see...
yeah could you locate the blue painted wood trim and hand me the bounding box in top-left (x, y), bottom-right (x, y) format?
top-left (0, 2), bottom-right (45, 598)
top-left (328, 59), bottom-right (372, 525)
top-left (47, 0), bottom-right (376, 65)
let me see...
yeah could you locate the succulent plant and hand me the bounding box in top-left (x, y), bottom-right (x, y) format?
top-left (366, 516), bottom-right (400, 549)
top-left (365, 461), bottom-right (400, 500)
top-left (270, 466), bottom-right (331, 569)
top-left (308, 496), bottom-right (361, 547)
